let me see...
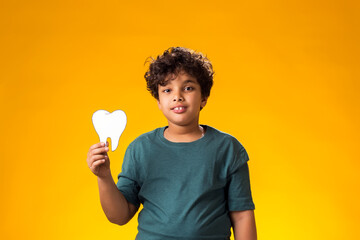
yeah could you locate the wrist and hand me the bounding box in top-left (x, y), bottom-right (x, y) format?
top-left (97, 172), bottom-right (113, 182)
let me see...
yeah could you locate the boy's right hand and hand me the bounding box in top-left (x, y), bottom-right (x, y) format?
top-left (87, 142), bottom-right (111, 178)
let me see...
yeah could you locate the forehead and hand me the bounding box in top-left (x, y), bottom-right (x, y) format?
top-left (161, 71), bottom-right (198, 86)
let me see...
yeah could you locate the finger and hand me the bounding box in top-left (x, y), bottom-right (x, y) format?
top-left (87, 154), bottom-right (104, 167)
top-left (90, 159), bottom-right (106, 169)
top-left (89, 153), bottom-right (107, 164)
top-left (87, 146), bottom-right (108, 166)
top-left (88, 144), bottom-right (104, 158)
top-left (89, 142), bottom-right (106, 151)
top-left (91, 147), bottom-right (109, 156)
top-left (89, 154), bottom-right (107, 164)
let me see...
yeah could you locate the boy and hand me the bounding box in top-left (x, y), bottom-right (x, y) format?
top-left (87, 47), bottom-right (257, 240)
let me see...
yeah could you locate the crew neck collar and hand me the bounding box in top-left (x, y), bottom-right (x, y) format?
top-left (157, 125), bottom-right (212, 146)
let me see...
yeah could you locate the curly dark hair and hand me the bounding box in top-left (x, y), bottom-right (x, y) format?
top-left (144, 47), bottom-right (214, 100)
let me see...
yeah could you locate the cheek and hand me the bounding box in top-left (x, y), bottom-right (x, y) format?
top-left (157, 97), bottom-right (168, 110)
top-left (157, 98), bottom-right (163, 109)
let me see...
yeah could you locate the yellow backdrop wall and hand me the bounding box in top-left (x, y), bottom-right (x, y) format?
top-left (1, 0), bottom-right (359, 239)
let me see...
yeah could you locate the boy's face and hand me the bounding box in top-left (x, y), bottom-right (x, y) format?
top-left (157, 71), bottom-right (207, 128)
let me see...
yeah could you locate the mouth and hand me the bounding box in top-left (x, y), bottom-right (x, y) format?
top-left (171, 106), bottom-right (187, 113)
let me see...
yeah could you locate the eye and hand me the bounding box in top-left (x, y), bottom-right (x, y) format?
top-left (184, 86), bottom-right (193, 91)
top-left (163, 89), bottom-right (171, 93)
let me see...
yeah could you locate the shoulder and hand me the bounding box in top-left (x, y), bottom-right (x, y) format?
top-left (122, 128), bottom-right (164, 165)
top-left (206, 125), bottom-right (246, 151)
top-left (133, 127), bottom-right (161, 142)
top-left (126, 127), bottom-right (163, 150)
top-left (207, 126), bottom-right (250, 170)
top-left (206, 125), bottom-right (250, 169)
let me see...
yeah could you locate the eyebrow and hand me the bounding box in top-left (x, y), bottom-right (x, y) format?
top-left (184, 80), bottom-right (197, 84)
top-left (159, 79), bottom-right (197, 87)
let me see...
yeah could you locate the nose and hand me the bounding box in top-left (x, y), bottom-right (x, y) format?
top-left (173, 96), bottom-right (183, 102)
top-left (173, 90), bottom-right (184, 102)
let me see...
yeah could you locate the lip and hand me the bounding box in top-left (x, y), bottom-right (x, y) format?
top-left (171, 105), bottom-right (187, 113)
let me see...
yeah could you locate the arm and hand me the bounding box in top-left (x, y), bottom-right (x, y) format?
top-left (97, 174), bottom-right (138, 225)
top-left (87, 142), bottom-right (137, 225)
top-left (230, 210), bottom-right (257, 240)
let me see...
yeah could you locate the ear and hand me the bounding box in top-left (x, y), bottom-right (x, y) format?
top-left (157, 99), bottom-right (162, 110)
top-left (200, 97), bottom-right (208, 109)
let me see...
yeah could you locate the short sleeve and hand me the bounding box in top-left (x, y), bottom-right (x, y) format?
top-left (116, 145), bottom-right (141, 209)
top-left (227, 147), bottom-right (255, 211)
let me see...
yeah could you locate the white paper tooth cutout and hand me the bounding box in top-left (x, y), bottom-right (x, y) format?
top-left (92, 110), bottom-right (127, 152)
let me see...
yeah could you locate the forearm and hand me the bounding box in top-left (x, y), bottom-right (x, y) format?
top-left (97, 174), bottom-right (133, 225)
top-left (231, 210), bottom-right (257, 240)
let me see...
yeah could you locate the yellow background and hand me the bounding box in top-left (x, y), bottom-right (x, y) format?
top-left (1, 0), bottom-right (359, 239)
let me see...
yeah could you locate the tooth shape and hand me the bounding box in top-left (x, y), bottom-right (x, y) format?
top-left (92, 110), bottom-right (127, 151)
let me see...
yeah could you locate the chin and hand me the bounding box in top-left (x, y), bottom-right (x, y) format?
top-left (169, 118), bottom-right (197, 127)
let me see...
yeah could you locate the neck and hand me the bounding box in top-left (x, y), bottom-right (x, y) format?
top-left (164, 122), bottom-right (204, 142)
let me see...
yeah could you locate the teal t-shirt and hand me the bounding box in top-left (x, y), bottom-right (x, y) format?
top-left (117, 125), bottom-right (255, 240)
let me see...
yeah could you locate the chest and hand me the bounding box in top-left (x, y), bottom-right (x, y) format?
top-left (138, 146), bottom-right (231, 194)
